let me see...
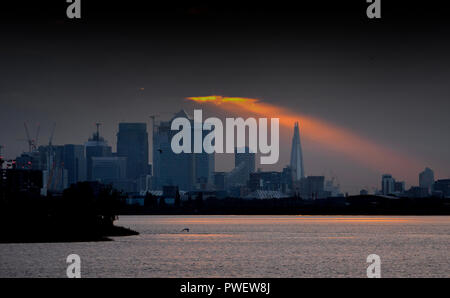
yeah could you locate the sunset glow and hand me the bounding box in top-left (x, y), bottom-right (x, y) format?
top-left (186, 95), bottom-right (424, 180)
top-left (186, 95), bottom-right (259, 103)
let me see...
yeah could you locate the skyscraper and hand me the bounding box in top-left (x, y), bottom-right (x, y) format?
top-left (433, 179), bottom-right (450, 198)
top-left (290, 122), bottom-right (305, 181)
top-left (381, 174), bottom-right (395, 195)
top-left (419, 167), bottom-right (434, 194)
top-left (152, 110), bottom-right (214, 191)
top-left (299, 176), bottom-right (325, 200)
top-left (213, 172), bottom-right (226, 191)
top-left (153, 110), bottom-right (194, 190)
top-left (85, 124), bottom-right (112, 181)
top-left (195, 123), bottom-right (215, 185)
top-left (63, 144), bottom-right (86, 185)
top-left (234, 146), bottom-right (255, 185)
top-left (117, 123), bottom-right (149, 181)
top-left (91, 156), bottom-right (127, 182)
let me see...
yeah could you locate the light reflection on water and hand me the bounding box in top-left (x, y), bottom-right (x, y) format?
top-left (0, 215), bottom-right (449, 277)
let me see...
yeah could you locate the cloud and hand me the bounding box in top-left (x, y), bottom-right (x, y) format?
top-left (186, 95), bottom-right (425, 182)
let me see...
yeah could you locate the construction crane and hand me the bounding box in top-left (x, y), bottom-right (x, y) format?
top-left (23, 122), bottom-right (32, 152)
top-left (46, 123), bottom-right (57, 191)
top-left (48, 122), bottom-right (56, 147)
top-left (23, 122), bottom-right (40, 152)
top-left (35, 123), bottom-right (40, 150)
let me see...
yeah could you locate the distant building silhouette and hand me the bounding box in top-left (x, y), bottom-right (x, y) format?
top-left (433, 179), bottom-right (450, 198)
top-left (39, 145), bottom-right (68, 193)
top-left (244, 190), bottom-right (288, 200)
top-left (91, 156), bottom-right (126, 181)
top-left (406, 186), bottom-right (429, 198)
top-left (324, 177), bottom-right (343, 197)
top-left (419, 167), bottom-right (434, 194)
top-left (381, 174), bottom-right (395, 195)
top-left (63, 144), bottom-right (86, 185)
top-left (248, 171), bottom-right (282, 192)
top-left (195, 140), bottom-right (215, 187)
top-left (233, 146), bottom-right (255, 186)
top-left (153, 110), bottom-right (194, 190)
top-left (281, 166), bottom-right (293, 193)
top-left (290, 122), bottom-right (305, 181)
top-left (213, 172), bottom-right (226, 191)
top-left (1, 169), bottom-right (43, 196)
top-left (394, 181), bottom-right (405, 193)
top-left (117, 123), bottom-right (149, 181)
top-left (300, 176), bottom-right (325, 199)
top-left (152, 110), bottom-right (214, 191)
top-left (85, 124), bottom-right (112, 181)
top-left (15, 151), bottom-right (42, 170)
top-left (226, 162), bottom-right (247, 189)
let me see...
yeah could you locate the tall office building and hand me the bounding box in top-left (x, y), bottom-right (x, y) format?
top-left (63, 144), bottom-right (86, 185)
top-left (419, 167), bottom-right (434, 194)
top-left (213, 172), bottom-right (226, 191)
top-left (225, 162), bottom-right (247, 188)
top-left (153, 110), bottom-right (194, 190)
top-left (91, 156), bottom-right (127, 182)
top-left (433, 179), bottom-right (450, 198)
top-left (152, 110), bottom-right (214, 191)
top-left (290, 122), bottom-right (305, 181)
top-left (234, 146), bottom-right (255, 185)
top-left (394, 181), bottom-right (405, 193)
top-left (195, 141), bottom-right (215, 186)
top-left (85, 124), bottom-right (112, 181)
top-left (281, 166), bottom-right (293, 193)
top-left (381, 174), bottom-right (395, 195)
top-left (299, 176), bottom-right (325, 200)
top-left (117, 123), bottom-right (149, 180)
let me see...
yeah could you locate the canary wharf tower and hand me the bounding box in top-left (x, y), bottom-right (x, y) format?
top-left (290, 122), bottom-right (305, 181)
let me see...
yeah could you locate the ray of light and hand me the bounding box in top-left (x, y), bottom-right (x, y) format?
top-left (186, 95), bottom-right (424, 181)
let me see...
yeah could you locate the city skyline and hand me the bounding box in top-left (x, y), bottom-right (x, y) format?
top-left (1, 3), bottom-right (449, 194)
top-left (1, 111), bottom-right (446, 196)
top-left (1, 1), bottom-right (450, 281)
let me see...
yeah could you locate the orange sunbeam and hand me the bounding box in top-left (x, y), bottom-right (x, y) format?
top-left (186, 95), bottom-right (424, 180)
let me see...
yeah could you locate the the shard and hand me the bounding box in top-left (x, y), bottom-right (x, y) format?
top-left (290, 122), bottom-right (305, 181)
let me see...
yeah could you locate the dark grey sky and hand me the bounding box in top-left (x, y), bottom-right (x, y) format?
top-left (1, 2), bottom-right (449, 193)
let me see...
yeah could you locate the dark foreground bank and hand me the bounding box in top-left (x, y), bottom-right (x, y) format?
top-left (0, 182), bottom-right (139, 243)
top-left (0, 222), bottom-right (138, 243)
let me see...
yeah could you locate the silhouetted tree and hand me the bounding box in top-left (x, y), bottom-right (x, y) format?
top-left (159, 196), bottom-right (166, 208)
top-left (175, 189), bottom-right (181, 207)
top-left (144, 192), bottom-right (157, 209)
top-left (195, 192), bottom-right (203, 210)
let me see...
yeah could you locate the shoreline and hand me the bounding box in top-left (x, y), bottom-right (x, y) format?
top-left (0, 224), bottom-right (139, 244)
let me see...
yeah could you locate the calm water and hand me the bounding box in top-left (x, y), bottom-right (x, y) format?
top-left (0, 215), bottom-right (449, 278)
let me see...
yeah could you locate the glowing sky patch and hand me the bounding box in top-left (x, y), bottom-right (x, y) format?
top-left (186, 95), bottom-right (425, 182)
top-left (186, 95), bottom-right (259, 104)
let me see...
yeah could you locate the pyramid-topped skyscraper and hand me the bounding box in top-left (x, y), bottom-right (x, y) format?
top-left (290, 122), bottom-right (305, 181)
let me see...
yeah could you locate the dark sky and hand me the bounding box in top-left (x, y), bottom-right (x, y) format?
top-left (1, 1), bottom-right (449, 193)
